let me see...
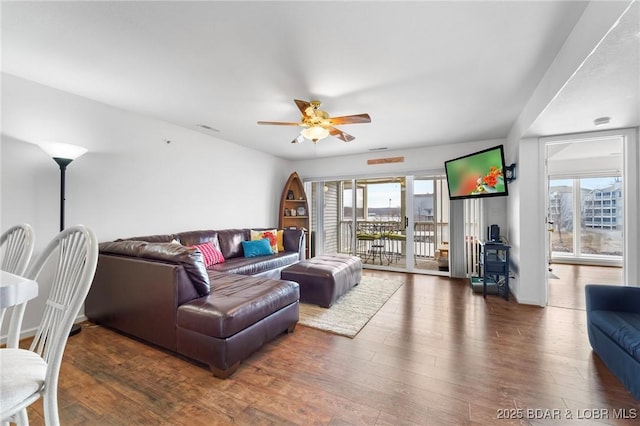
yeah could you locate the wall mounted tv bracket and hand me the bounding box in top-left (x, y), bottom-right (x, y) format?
top-left (505, 164), bottom-right (517, 183)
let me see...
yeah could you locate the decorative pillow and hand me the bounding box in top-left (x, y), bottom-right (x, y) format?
top-left (251, 229), bottom-right (278, 253)
top-left (277, 230), bottom-right (285, 252)
top-left (190, 241), bottom-right (225, 267)
top-left (242, 238), bottom-right (273, 257)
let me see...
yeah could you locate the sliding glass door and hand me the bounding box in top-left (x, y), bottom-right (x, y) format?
top-left (311, 174), bottom-right (450, 275)
top-left (353, 176), bottom-right (411, 269)
top-left (412, 176), bottom-right (449, 273)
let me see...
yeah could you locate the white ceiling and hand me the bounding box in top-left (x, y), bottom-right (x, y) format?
top-left (1, 1), bottom-right (637, 161)
top-left (526, 0), bottom-right (639, 138)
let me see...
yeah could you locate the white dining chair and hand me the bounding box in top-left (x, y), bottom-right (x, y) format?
top-left (0, 225), bottom-right (98, 426)
top-left (0, 224), bottom-right (34, 276)
top-left (0, 224), bottom-right (35, 345)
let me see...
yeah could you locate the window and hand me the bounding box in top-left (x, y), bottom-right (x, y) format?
top-left (550, 176), bottom-right (623, 257)
top-left (341, 183), bottom-right (365, 220)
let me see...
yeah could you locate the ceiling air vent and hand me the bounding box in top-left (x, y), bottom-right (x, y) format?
top-left (198, 124), bottom-right (220, 132)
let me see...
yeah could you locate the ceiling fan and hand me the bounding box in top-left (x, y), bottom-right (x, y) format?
top-left (258, 99), bottom-right (371, 144)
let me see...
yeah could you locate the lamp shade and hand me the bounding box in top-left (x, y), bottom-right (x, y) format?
top-left (38, 142), bottom-right (88, 160)
top-left (301, 126), bottom-right (330, 142)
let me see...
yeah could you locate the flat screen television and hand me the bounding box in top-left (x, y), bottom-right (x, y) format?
top-left (444, 145), bottom-right (508, 200)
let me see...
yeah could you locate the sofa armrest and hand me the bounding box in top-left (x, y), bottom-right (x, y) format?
top-left (99, 240), bottom-right (211, 295)
top-left (86, 253), bottom-right (199, 351)
top-left (585, 284), bottom-right (640, 314)
top-left (283, 229), bottom-right (306, 260)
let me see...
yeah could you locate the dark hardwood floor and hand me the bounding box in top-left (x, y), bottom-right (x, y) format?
top-left (21, 270), bottom-right (639, 425)
top-left (548, 263), bottom-right (624, 310)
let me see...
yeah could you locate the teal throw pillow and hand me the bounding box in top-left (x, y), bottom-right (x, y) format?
top-left (242, 238), bottom-right (273, 257)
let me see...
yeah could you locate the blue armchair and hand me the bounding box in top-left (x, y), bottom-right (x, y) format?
top-left (585, 284), bottom-right (640, 400)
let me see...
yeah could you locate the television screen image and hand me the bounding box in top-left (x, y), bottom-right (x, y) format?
top-left (444, 145), bottom-right (508, 200)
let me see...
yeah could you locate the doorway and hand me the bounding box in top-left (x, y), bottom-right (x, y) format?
top-left (310, 174), bottom-right (451, 275)
top-left (545, 134), bottom-right (625, 308)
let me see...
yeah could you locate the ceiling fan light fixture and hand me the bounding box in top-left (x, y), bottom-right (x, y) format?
top-left (301, 125), bottom-right (330, 142)
top-left (258, 99), bottom-right (370, 144)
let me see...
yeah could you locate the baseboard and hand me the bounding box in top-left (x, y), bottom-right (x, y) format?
top-left (0, 314), bottom-right (88, 345)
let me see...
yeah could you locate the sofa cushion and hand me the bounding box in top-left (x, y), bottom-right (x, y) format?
top-left (216, 229), bottom-right (249, 259)
top-left (209, 251), bottom-right (299, 276)
top-left (118, 234), bottom-right (177, 243)
top-left (175, 230), bottom-right (220, 249)
top-left (177, 272), bottom-right (299, 338)
top-left (590, 310), bottom-right (640, 361)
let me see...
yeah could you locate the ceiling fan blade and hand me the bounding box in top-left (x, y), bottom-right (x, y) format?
top-left (329, 113), bottom-right (371, 125)
top-left (294, 99), bottom-right (312, 117)
top-left (329, 127), bottom-right (355, 142)
top-left (257, 121), bottom-right (302, 126)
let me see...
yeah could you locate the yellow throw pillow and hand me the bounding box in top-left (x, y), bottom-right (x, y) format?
top-left (277, 230), bottom-right (285, 252)
top-left (250, 229), bottom-right (278, 253)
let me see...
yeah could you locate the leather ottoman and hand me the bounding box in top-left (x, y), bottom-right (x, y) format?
top-left (281, 254), bottom-right (362, 308)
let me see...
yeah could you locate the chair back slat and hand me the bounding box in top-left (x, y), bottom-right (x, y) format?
top-left (0, 224), bottom-right (34, 335)
top-left (0, 224), bottom-right (34, 275)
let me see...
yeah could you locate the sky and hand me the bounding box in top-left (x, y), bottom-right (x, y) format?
top-left (344, 179), bottom-right (435, 208)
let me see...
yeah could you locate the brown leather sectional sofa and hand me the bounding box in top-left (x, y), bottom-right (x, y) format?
top-left (85, 228), bottom-right (304, 378)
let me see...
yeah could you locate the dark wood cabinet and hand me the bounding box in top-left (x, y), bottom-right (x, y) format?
top-left (279, 172), bottom-right (310, 258)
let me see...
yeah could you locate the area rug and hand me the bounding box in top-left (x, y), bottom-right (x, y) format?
top-left (297, 276), bottom-right (404, 338)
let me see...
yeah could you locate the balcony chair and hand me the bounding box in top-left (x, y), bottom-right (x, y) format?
top-left (0, 225), bottom-right (98, 426)
top-left (355, 223), bottom-right (382, 264)
top-left (384, 232), bottom-right (406, 264)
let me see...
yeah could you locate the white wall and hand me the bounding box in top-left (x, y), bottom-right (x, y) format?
top-left (507, 138), bottom-right (547, 305)
top-left (293, 139), bottom-right (505, 181)
top-left (1, 74), bottom-right (292, 336)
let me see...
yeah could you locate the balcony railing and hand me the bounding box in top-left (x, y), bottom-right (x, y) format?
top-left (336, 220), bottom-right (448, 261)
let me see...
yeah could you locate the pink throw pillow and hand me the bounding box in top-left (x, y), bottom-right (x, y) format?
top-left (191, 241), bottom-right (225, 267)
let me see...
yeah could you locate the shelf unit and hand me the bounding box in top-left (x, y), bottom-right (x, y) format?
top-left (278, 172), bottom-right (310, 258)
top-left (479, 240), bottom-right (510, 300)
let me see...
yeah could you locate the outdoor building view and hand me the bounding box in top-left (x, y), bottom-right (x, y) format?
top-left (549, 176), bottom-right (623, 258)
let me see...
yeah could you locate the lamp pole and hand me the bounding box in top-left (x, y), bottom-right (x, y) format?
top-left (38, 142), bottom-right (88, 337)
top-left (53, 157), bottom-right (73, 232)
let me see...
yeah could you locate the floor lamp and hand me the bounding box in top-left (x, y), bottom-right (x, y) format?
top-left (38, 142), bottom-right (88, 336)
